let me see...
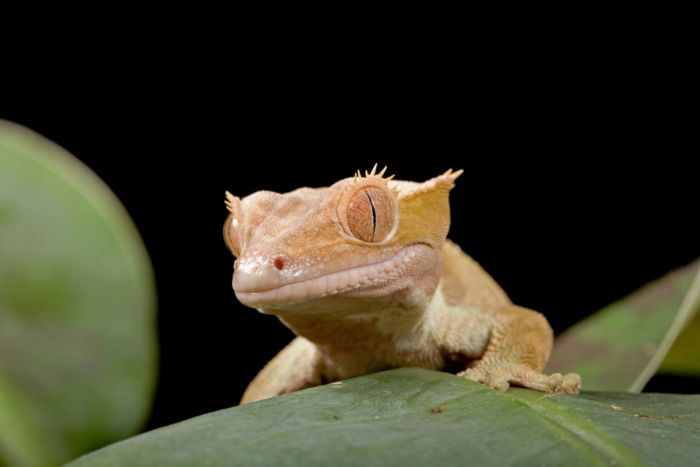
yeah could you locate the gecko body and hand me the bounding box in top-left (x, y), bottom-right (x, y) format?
top-left (224, 166), bottom-right (581, 403)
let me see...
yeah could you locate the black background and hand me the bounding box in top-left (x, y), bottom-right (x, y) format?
top-left (3, 39), bottom-right (697, 429)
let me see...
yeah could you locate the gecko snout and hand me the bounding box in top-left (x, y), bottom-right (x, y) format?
top-left (232, 253), bottom-right (292, 296)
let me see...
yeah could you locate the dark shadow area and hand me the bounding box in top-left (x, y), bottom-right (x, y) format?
top-left (644, 374), bottom-right (700, 395)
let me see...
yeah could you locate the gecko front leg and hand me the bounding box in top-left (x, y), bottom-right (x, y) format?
top-left (241, 337), bottom-right (325, 404)
top-left (459, 305), bottom-right (581, 393)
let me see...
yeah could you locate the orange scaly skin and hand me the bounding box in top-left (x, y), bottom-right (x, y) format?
top-left (224, 166), bottom-right (581, 404)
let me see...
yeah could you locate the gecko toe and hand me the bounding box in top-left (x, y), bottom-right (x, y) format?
top-left (561, 373), bottom-right (582, 394)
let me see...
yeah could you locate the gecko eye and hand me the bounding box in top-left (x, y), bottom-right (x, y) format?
top-left (346, 187), bottom-right (395, 243)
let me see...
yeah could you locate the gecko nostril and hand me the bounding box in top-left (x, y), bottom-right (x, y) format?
top-left (273, 257), bottom-right (285, 270)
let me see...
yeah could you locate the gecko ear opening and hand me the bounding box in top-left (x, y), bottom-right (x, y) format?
top-left (224, 191), bottom-right (242, 257)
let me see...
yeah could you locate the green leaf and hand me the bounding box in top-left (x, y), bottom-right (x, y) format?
top-left (0, 120), bottom-right (157, 466)
top-left (547, 259), bottom-right (700, 392)
top-left (67, 368), bottom-right (700, 467)
top-left (659, 311), bottom-right (700, 376)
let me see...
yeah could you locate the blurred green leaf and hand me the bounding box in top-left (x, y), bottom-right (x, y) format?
top-left (659, 311), bottom-right (700, 376)
top-left (0, 120), bottom-right (157, 466)
top-left (547, 259), bottom-right (700, 392)
top-left (67, 368), bottom-right (700, 467)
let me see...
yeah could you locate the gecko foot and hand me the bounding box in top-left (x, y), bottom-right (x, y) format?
top-left (458, 363), bottom-right (581, 394)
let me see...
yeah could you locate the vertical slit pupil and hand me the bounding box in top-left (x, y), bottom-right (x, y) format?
top-left (365, 190), bottom-right (376, 241)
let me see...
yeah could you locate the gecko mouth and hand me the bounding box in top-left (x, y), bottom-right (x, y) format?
top-left (234, 245), bottom-right (425, 308)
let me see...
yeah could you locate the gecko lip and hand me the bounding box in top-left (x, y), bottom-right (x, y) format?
top-left (234, 245), bottom-right (423, 307)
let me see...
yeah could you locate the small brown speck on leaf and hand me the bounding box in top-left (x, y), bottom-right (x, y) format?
top-left (611, 404), bottom-right (623, 411)
top-left (430, 407), bottom-right (444, 414)
top-left (632, 412), bottom-right (684, 420)
top-left (333, 415), bottom-right (340, 420)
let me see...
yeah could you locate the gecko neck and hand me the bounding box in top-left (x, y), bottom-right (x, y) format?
top-left (277, 289), bottom-right (429, 342)
top-left (271, 288), bottom-right (443, 378)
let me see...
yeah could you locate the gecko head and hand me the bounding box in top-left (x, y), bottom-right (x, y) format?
top-left (224, 165), bottom-right (463, 314)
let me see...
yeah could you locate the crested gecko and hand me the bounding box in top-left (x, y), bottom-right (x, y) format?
top-left (224, 166), bottom-right (581, 404)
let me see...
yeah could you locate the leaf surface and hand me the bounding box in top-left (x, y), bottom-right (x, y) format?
top-left (68, 368), bottom-right (700, 467)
